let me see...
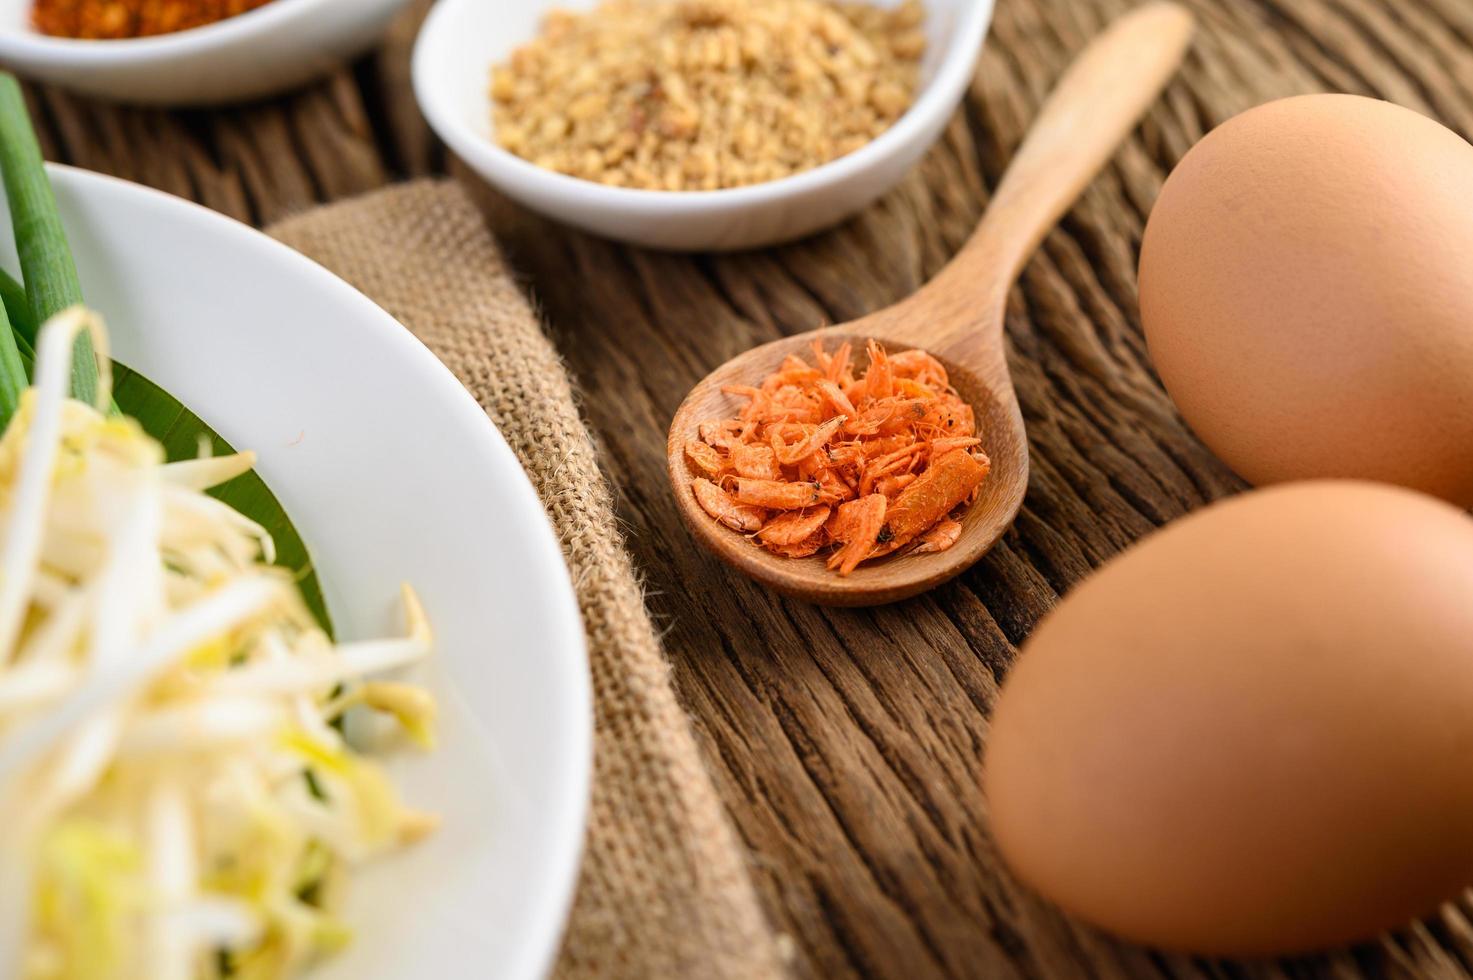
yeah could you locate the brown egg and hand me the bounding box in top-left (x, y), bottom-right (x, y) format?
top-left (1139, 95), bottom-right (1473, 506)
top-left (984, 481), bottom-right (1473, 956)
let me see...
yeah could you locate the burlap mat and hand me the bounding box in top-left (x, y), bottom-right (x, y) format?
top-left (268, 180), bottom-right (785, 979)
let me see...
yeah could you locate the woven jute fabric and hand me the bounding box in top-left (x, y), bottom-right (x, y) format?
top-left (268, 180), bottom-right (784, 979)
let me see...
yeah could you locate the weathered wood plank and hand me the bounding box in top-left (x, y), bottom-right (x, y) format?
top-left (17, 0), bottom-right (1473, 976)
top-left (478, 1), bottom-right (1473, 977)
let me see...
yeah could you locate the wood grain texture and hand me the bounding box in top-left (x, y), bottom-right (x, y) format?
top-left (23, 0), bottom-right (1473, 976)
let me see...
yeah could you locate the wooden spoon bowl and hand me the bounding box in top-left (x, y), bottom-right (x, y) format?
top-left (669, 329), bottom-right (1028, 606)
top-left (668, 2), bottom-right (1196, 605)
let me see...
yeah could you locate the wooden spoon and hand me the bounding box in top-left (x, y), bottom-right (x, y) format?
top-left (667, 2), bottom-right (1195, 606)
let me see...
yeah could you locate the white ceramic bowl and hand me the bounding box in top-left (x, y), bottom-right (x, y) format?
top-left (413, 0), bottom-right (994, 251)
top-left (0, 166), bottom-right (592, 979)
top-left (0, 0), bottom-right (415, 105)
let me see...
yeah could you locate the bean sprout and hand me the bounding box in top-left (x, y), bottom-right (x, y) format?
top-left (0, 309), bottom-right (436, 980)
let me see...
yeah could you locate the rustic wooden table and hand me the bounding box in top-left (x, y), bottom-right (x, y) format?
top-left (28, 0), bottom-right (1473, 976)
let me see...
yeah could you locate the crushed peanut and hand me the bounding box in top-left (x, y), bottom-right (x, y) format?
top-left (490, 0), bottom-right (927, 191)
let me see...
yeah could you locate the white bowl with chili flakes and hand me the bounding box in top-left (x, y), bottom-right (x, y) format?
top-left (413, 0), bottom-right (995, 251)
top-left (0, 0), bottom-right (414, 105)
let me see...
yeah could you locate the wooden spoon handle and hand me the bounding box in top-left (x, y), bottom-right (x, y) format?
top-left (906, 2), bottom-right (1194, 352)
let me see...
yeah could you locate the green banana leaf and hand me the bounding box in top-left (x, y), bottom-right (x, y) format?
top-left (112, 362), bottom-right (333, 636)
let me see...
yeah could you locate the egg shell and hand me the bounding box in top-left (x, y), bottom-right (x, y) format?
top-left (1139, 95), bottom-right (1473, 506)
top-left (984, 481), bottom-right (1473, 956)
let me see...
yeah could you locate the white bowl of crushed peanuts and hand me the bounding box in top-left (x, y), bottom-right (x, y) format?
top-left (413, 0), bottom-right (994, 251)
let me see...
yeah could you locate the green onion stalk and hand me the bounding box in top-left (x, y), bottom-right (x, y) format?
top-left (0, 73), bottom-right (100, 411)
